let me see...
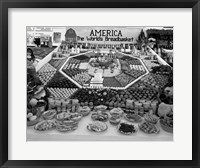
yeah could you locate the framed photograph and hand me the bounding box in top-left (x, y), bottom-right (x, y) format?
top-left (0, 0), bottom-right (199, 167)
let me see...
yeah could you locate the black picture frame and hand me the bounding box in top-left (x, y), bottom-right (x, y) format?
top-left (0, 0), bottom-right (199, 167)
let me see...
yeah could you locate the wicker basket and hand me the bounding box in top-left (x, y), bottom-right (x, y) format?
top-left (42, 110), bottom-right (57, 120)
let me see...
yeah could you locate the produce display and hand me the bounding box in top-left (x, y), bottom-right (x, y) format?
top-left (37, 63), bottom-right (57, 85)
top-left (30, 46), bottom-right (57, 59)
top-left (46, 72), bottom-right (78, 88)
top-left (27, 48), bottom-right (173, 140)
top-left (103, 77), bottom-right (122, 87)
top-left (70, 89), bottom-right (116, 106)
top-left (49, 58), bottom-right (68, 70)
top-left (140, 73), bottom-right (159, 89)
top-left (115, 73), bottom-right (133, 86)
top-left (127, 88), bottom-right (158, 101)
top-left (152, 74), bottom-right (169, 89)
top-left (124, 69), bottom-right (146, 79)
top-left (72, 72), bottom-right (91, 85)
top-left (65, 58), bottom-right (81, 69)
top-left (58, 52), bottom-right (150, 88)
top-left (127, 58), bottom-right (142, 65)
top-left (106, 89), bottom-right (158, 110)
top-left (47, 88), bottom-right (78, 99)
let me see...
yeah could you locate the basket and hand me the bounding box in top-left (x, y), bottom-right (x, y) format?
top-left (160, 119), bottom-right (173, 133)
top-left (42, 110), bottom-right (57, 120)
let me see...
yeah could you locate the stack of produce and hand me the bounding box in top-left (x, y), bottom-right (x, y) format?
top-left (103, 77), bottom-right (122, 87)
top-left (64, 58), bottom-right (80, 69)
top-left (124, 69), bottom-right (146, 79)
top-left (140, 73), bottom-right (169, 89)
top-left (68, 58), bottom-right (81, 65)
top-left (49, 58), bottom-right (68, 70)
top-left (72, 72), bottom-right (91, 85)
top-left (107, 88), bottom-right (157, 110)
top-left (107, 90), bottom-right (133, 109)
top-left (128, 59), bottom-right (142, 65)
top-left (127, 88), bottom-right (158, 101)
top-left (115, 73), bottom-right (133, 86)
top-left (129, 80), bottom-right (150, 89)
top-left (151, 73), bottom-right (169, 89)
top-left (46, 72), bottom-right (78, 88)
top-left (47, 88), bottom-right (78, 99)
top-left (70, 89), bottom-right (116, 106)
top-left (37, 63), bottom-right (57, 85)
top-left (140, 73), bottom-right (159, 89)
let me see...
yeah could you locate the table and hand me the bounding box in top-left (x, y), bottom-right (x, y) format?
top-left (27, 113), bottom-right (173, 141)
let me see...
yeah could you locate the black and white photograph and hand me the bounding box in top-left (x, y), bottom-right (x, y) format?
top-left (26, 26), bottom-right (173, 141)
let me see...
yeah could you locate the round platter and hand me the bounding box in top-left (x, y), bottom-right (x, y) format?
top-left (117, 122), bottom-right (138, 135)
top-left (138, 121), bottom-right (160, 134)
top-left (124, 113), bottom-right (143, 123)
top-left (87, 121), bottom-right (108, 133)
